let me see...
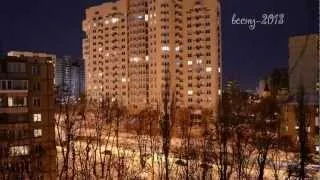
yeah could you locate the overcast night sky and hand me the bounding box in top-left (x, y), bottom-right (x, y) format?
top-left (0, 0), bottom-right (318, 89)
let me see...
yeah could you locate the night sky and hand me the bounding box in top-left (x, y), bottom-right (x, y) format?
top-left (0, 0), bottom-right (318, 89)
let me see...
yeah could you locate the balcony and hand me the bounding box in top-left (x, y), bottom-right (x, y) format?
top-left (0, 90), bottom-right (28, 94)
top-left (0, 107), bottom-right (28, 114)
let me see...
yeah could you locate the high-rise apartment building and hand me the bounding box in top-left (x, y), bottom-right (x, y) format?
top-left (55, 56), bottom-right (85, 101)
top-left (83, 0), bottom-right (221, 114)
top-left (55, 56), bottom-right (71, 93)
top-left (71, 59), bottom-right (85, 99)
top-left (0, 56), bottom-right (56, 179)
top-left (83, 0), bottom-right (129, 105)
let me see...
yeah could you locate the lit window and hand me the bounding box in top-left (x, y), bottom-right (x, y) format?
top-left (34, 129), bottom-right (42, 137)
top-left (99, 73), bottom-right (103, 77)
top-left (33, 113), bottom-right (41, 122)
top-left (218, 67), bottom-right (221, 73)
top-left (111, 98), bottom-right (116, 102)
top-left (188, 90), bottom-right (193, 95)
top-left (8, 97), bottom-right (27, 107)
top-left (105, 20), bottom-right (109, 24)
top-left (218, 89), bottom-right (221, 95)
top-left (9, 145), bottom-right (29, 156)
top-left (175, 46), bottom-right (180, 52)
top-left (145, 56), bottom-right (149, 61)
top-left (130, 57), bottom-right (139, 62)
top-left (98, 47), bottom-right (102, 52)
top-left (93, 23), bottom-right (97, 27)
top-left (122, 78), bottom-right (127, 82)
top-left (206, 67), bottom-right (212, 72)
top-left (8, 97), bottom-right (12, 106)
top-left (145, 14), bottom-right (149, 22)
top-left (162, 46), bottom-right (170, 51)
top-left (196, 59), bottom-right (202, 64)
top-left (188, 61), bottom-right (193, 65)
top-left (111, 18), bottom-right (119, 23)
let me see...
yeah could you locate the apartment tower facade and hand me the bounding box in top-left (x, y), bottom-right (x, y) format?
top-left (83, 0), bottom-right (221, 114)
top-left (0, 56), bottom-right (56, 179)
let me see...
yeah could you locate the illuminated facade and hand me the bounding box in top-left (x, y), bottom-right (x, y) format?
top-left (83, 0), bottom-right (129, 105)
top-left (83, 0), bottom-right (221, 113)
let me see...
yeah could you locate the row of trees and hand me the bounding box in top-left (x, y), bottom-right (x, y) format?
top-left (0, 87), bottom-right (310, 179)
top-left (54, 85), bottom-right (311, 180)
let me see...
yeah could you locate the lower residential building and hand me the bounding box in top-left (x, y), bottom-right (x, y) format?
top-left (281, 94), bottom-right (319, 152)
top-left (0, 56), bottom-right (56, 179)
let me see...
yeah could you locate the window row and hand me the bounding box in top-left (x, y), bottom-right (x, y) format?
top-left (0, 97), bottom-right (41, 107)
top-left (0, 80), bottom-right (28, 90)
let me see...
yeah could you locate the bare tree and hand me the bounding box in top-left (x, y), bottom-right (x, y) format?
top-left (252, 97), bottom-right (278, 180)
top-left (269, 135), bottom-right (294, 180)
top-left (232, 124), bottom-right (255, 180)
top-left (212, 119), bottom-right (234, 180)
top-left (146, 108), bottom-right (161, 180)
top-left (160, 93), bottom-right (176, 180)
top-left (55, 96), bottom-right (83, 180)
top-left (296, 86), bottom-right (310, 179)
top-left (174, 108), bottom-right (201, 179)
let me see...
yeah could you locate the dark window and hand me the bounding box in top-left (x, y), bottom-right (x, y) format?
top-left (1, 81), bottom-right (6, 89)
top-left (32, 65), bottom-right (40, 75)
top-left (7, 62), bottom-right (26, 73)
top-left (33, 81), bottom-right (41, 91)
top-left (33, 97), bottom-right (40, 106)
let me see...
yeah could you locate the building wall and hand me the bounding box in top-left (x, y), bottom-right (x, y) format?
top-left (7, 51), bottom-right (57, 85)
top-left (83, 0), bottom-right (129, 105)
top-left (282, 103), bottom-right (318, 151)
top-left (83, 0), bottom-right (221, 114)
top-left (289, 34), bottom-right (319, 95)
top-left (128, 0), bottom-right (149, 111)
top-left (78, 58), bottom-right (85, 97)
top-left (182, 0), bottom-right (220, 111)
top-left (0, 56), bottom-right (56, 179)
top-left (71, 63), bottom-right (80, 99)
top-left (55, 56), bottom-right (84, 101)
top-left (288, 34), bottom-right (319, 152)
